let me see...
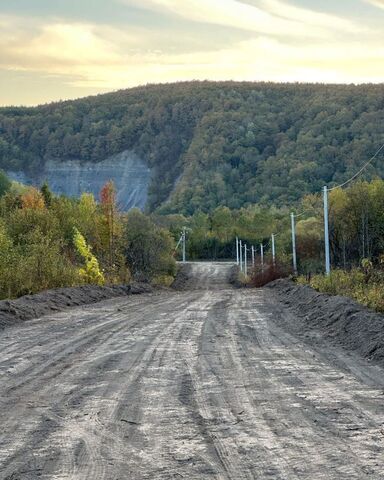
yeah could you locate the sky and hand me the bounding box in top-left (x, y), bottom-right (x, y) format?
top-left (0, 0), bottom-right (383, 106)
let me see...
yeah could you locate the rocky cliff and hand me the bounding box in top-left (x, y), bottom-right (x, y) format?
top-left (7, 151), bottom-right (150, 210)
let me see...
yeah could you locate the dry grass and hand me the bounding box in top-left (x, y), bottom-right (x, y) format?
top-left (298, 268), bottom-right (384, 313)
top-left (249, 261), bottom-right (291, 288)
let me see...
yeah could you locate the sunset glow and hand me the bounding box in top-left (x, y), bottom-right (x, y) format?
top-left (1, 0), bottom-right (383, 105)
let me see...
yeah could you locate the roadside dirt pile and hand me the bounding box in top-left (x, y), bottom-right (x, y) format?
top-left (268, 279), bottom-right (384, 366)
top-left (228, 265), bottom-right (245, 288)
top-left (171, 263), bottom-right (193, 290)
top-left (0, 283), bottom-right (153, 330)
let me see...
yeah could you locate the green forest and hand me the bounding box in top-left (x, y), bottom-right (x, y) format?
top-left (1, 81), bottom-right (384, 213)
top-left (158, 179), bottom-right (384, 271)
top-left (2, 167), bottom-right (384, 312)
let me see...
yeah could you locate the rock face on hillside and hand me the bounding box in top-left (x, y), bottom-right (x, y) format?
top-left (7, 150), bottom-right (150, 210)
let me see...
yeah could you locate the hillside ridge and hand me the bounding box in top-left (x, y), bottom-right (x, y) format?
top-left (1, 81), bottom-right (383, 213)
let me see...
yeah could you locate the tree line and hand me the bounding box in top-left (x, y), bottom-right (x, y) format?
top-left (1, 167), bottom-right (384, 303)
top-left (160, 178), bottom-right (384, 275)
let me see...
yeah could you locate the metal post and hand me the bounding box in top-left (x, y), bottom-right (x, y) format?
top-left (236, 237), bottom-right (239, 265)
top-left (239, 240), bottom-right (243, 272)
top-left (182, 227), bottom-right (186, 263)
top-left (251, 246), bottom-right (255, 267)
top-left (244, 244), bottom-right (247, 277)
top-left (291, 213), bottom-right (297, 275)
top-left (272, 234), bottom-right (276, 266)
top-left (175, 234), bottom-right (183, 253)
top-left (323, 186), bottom-right (331, 275)
top-left (260, 243), bottom-right (264, 273)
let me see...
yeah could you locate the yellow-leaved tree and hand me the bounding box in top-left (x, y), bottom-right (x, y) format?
top-left (73, 227), bottom-right (105, 285)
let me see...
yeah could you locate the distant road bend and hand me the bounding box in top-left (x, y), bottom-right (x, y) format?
top-left (0, 262), bottom-right (383, 479)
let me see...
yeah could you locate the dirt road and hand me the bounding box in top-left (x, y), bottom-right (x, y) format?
top-left (0, 262), bottom-right (383, 479)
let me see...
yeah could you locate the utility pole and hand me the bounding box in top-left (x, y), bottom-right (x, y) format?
top-left (260, 243), bottom-right (264, 273)
top-left (251, 246), bottom-right (255, 267)
top-left (291, 213), bottom-right (297, 275)
top-left (236, 237), bottom-right (239, 265)
top-left (239, 240), bottom-right (243, 272)
top-left (271, 234), bottom-right (276, 267)
top-left (244, 244), bottom-right (247, 277)
top-left (323, 186), bottom-right (331, 275)
top-left (182, 227), bottom-right (186, 263)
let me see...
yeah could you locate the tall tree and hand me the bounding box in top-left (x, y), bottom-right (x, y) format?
top-left (100, 180), bottom-right (117, 267)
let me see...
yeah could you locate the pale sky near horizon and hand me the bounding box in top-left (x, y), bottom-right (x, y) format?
top-left (0, 0), bottom-right (383, 106)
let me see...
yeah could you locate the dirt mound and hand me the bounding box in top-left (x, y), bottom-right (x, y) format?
top-left (171, 263), bottom-right (193, 291)
top-left (267, 279), bottom-right (384, 366)
top-left (0, 282), bottom-right (153, 330)
top-left (228, 265), bottom-right (246, 288)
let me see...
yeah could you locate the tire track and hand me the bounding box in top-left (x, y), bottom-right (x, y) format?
top-left (1, 263), bottom-right (384, 479)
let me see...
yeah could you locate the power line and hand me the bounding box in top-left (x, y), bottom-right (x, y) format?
top-left (248, 141), bottom-right (384, 276)
top-left (174, 234), bottom-right (183, 252)
top-left (294, 208), bottom-right (314, 219)
top-left (329, 141), bottom-right (384, 191)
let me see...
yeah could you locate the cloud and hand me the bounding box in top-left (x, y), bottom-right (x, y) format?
top-left (0, 19), bottom-right (122, 71)
top-left (64, 35), bottom-right (384, 88)
top-left (120, 0), bottom-right (360, 38)
top-left (365, 0), bottom-right (384, 8)
top-left (26, 24), bottom-right (118, 65)
top-left (260, 0), bottom-right (356, 30)
top-left (0, 6), bottom-right (382, 106)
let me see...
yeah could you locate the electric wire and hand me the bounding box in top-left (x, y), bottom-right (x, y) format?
top-left (294, 208), bottom-right (315, 219)
top-left (237, 141), bottom-right (384, 273)
top-left (329, 141), bottom-right (384, 191)
top-left (261, 239), bottom-right (270, 249)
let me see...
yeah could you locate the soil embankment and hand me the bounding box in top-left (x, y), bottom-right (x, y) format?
top-left (0, 261), bottom-right (236, 329)
top-left (267, 279), bottom-right (384, 367)
top-left (0, 283), bottom-right (153, 330)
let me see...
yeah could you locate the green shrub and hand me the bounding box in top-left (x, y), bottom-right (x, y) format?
top-left (123, 209), bottom-right (176, 282)
top-left (152, 275), bottom-right (175, 287)
top-left (0, 224), bottom-right (79, 299)
top-left (0, 170), bottom-right (11, 198)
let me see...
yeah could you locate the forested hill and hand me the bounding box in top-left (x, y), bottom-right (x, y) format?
top-left (0, 81), bottom-right (383, 214)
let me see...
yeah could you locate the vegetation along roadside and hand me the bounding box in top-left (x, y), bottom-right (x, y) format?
top-left (0, 174), bottom-right (176, 299)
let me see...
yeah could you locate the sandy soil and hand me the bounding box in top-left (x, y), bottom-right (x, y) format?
top-left (0, 284), bottom-right (153, 330)
top-left (267, 278), bottom-right (384, 367)
top-left (0, 263), bottom-right (383, 479)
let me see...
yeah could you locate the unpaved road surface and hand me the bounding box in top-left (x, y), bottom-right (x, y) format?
top-left (1, 262), bottom-right (384, 479)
